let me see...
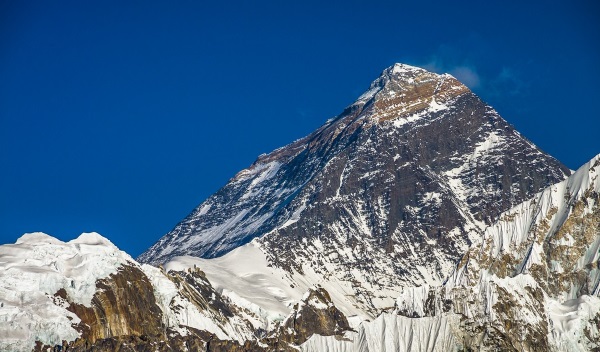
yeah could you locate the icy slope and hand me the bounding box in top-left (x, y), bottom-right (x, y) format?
top-left (166, 238), bottom-right (392, 336)
top-left (165, 241), bottom-right (302, 327)
top-left (301, 313), bottom-right (462, 352)
top-left (141, 264), bottom-right (256, 342)
top-left (0, 232), bottom-right (256, 351)
top-left (458, 153), bottom-right (600, 350)
top-left (166, 238), bottom-right (402, 324)
top-left (442, 153), bottom-right (600, 303)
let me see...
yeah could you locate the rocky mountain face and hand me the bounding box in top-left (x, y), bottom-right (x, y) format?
top-left (302, 154), bottom-right (600, 352)
top-left (139, 63), bottom-right (569, 315)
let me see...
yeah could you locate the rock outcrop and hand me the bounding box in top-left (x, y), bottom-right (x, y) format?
top-left (279, 287), bottom-right (352, 345)
top-left (65, 264), bottom-right (165, 346)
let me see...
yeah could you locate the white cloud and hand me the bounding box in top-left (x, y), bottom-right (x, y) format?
top-left (411, 54), bottom-right (481, 89)
top-left (405, 39), bottom-right (526, 95)
top-left (449, 66), bottom-right (481, 89)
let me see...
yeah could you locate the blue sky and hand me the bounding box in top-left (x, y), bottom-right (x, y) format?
top-left (1, 0), bottom-right (599, 256)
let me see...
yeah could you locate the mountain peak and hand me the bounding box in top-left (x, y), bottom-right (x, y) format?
top-left (354, 63), bottom-right (470, 124)
top-left (374, 63), bottom-right (451, 85)
top-left (139, 64), bottom-right (569, 303)
top-left (388, 62), bottom-right (427, 75)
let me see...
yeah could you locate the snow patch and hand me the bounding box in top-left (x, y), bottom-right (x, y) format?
top-left (547, 296), bottom-right (600, 351)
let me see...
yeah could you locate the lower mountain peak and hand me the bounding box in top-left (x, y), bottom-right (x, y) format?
top-left (0, 232), bottom-right (359, 351)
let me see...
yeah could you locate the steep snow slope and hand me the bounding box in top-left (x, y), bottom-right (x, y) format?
top-left (165, 239), bottom-right (380, 325)
top-left (165, 242), bottom-right (301, 329)
top-left (0, 233), bottom-right (255, 351)
top-left (300, 313), bottom-right (462, 352)
top-left (141, 263), bottom-right (256, 342)
top-left (142, 63), bottom-right (569, 316)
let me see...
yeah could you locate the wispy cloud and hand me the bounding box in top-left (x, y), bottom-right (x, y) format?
top-left (411, 45), bottom-right (482, 90)
top-left (449, 66), bottom-right (481, 89)
top-left (419, 57), bottom-right (481, 89)
top-left (407, 44), bottom-right (526, 97)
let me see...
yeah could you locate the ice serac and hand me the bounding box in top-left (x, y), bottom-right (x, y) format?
top-left (139, 63), bottom-right (569, 314)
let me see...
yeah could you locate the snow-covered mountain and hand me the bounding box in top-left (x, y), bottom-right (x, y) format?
top-left (139, 63), bottom-right (569, 316)
top-left (3, 63), bottom-right (598, 351)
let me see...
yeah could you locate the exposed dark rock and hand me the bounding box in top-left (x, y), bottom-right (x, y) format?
top-left (167, 267), bottom-right (235, 320)
top-left (65, 264), bottom-right (165, 345)
top-left (37, 264), bottom-right (266, 352)
top-left (278, 287), bottom-right (352, 346)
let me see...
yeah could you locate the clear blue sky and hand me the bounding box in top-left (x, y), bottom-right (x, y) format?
top-left (1, 0), bottom-right (599, 256)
